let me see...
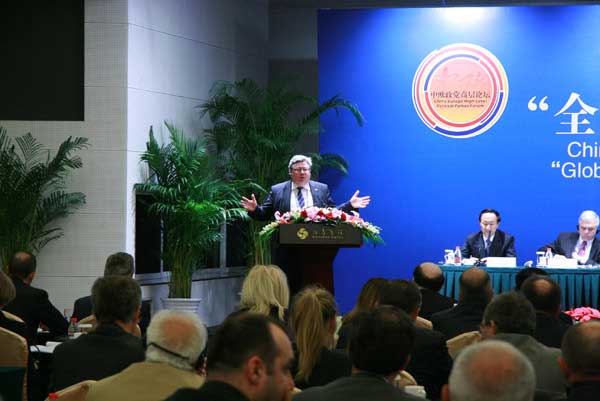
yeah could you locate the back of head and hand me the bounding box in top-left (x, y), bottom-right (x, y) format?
top-left (459, 268), bottom-right (492, 305)
top-left (349, 305), bottom-right (415, 376)
top-left (146, 310), bottom-right (207, 371)
top-left (561, 320), bottom-right (600, 376)
top-left (239, 264), bottom-right (289, 321)
top-left (290, 286), bottom-right (337, 382)
top-left (0, 270), bottom-right (16, 308)
top-left (520, 276), bottom-right (561, 315)
top-left (379, 279), bottom-right (422, 316)
top-left (483, 292), bottom-right (536, 336)
top-left (104, 252), bottom-right (135, 277)
top-left (515, 268), bottom-right (548, 291)
top-left (207, 312), bottom-right (280, 374)
top-left (413, 262), bottom-right (445, 292)
top-left (92, 276), bottom-right (141, 325)
top-left (8, 251), bottom-right (36, 280)
top-left (343, 277), bottom-right (388, 324)
top-left (449, 340), bottom-right (535, 401)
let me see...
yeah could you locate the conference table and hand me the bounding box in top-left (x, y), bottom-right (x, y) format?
top-left (439, 265), bottom-right (600, 310)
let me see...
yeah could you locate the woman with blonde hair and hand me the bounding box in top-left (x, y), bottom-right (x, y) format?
top-left (290, 285), bottom-right (351, 389)
top-left (337, 277), bottom-right (388, 349)
top-left (238, 264), bottom-right (289, 321)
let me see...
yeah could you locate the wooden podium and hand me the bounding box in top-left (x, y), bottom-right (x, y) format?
top-left (278, 223), bottom-right (362, 294)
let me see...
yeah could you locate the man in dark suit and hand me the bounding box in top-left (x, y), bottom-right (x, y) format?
top-left (294, 306), bottom-right (424, 401)
top-left (4, 251), bottom-right (68, 343)
top-left (241, 155), bottom-right (370, 293)
top-left (165, 313), bottom-right (295, 401)
top-left (431, 267), bottom-right (493, 340)
top-left (51, 276), bottom-right (145, 391)
top-left (521, 275), bottom-right (571, 348)
top-left (413, 262), bottom-right (455, 320)
top-left (539, 210), bottom-right (600, 265)
top-left (71, 252), bottom-right (151, 334)
top-left (380, 280), bottom-right (452, 401)
top-left (559, 320), bottom-right (600, 401)
top-left (461, 208), bottom-right (516, 260)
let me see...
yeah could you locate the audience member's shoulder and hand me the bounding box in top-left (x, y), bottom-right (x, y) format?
top-left (163, 387), bottom-right (202, 401)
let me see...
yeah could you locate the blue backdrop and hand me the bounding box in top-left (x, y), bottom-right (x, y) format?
top-left (318, 5), bottom-right (600, 312)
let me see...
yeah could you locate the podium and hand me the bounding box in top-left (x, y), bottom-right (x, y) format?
top-left (278, 223), bottom-right (362, 294)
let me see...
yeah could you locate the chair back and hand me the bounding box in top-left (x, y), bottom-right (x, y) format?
top-left (0, 327), bottom-right (28, 401)
top-left (394, 370), bottom-right (418, 387)
top-left (3, 311), bottom-right (25, 323)
top-left (78, 315), bottom-right (97, 328)
top-left (446, 330), bottom-right (482, 359)
top-left (45, 380), bottom-right (96, 401)
top-left (415, 316), bottom-right (432, 330)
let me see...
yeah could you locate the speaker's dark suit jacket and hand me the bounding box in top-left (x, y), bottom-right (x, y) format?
top-left (539, 232), bottom-right (600, 265)
top-left (293, 372), bottom-right (425, 401)
top-left (249, 180), bottom-right (352, 220)
top-left (431, 302), bottom-right (487, 340)
top-left (405, 325), bottom-right (453, 401)
top-left (4, 277), bottom-right (68, 344)
top-left (461, 229), bottom-right (516, 259)
top-left (419, 288), bottom-right (455, 320)
top-left (72, 295), bottom-right (152, 334)
top-left (51, 323), bottom-right (145, 391)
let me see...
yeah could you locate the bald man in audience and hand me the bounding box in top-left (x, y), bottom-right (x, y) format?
top-left (85, 310), bottom-right (206, 401)
top-left (442, 341), bottom-right (535, 401)
top-left (480, 291), bottom-right (567, 397)
top-left (521, 276), bottom-right (571, 348)
top-left (413, 262), bottom-right (455, 320)
top-left (559, 321), bottom-right (600, 401)
top-left (431, 268), bottom-right (493, 340)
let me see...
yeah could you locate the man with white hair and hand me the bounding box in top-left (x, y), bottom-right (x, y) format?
top-left (442, 340), bottom-right (536, 401)
top-left (539, 210), bottom-right (600, 265)
top-left (84, 310), bottom-right (206, 401)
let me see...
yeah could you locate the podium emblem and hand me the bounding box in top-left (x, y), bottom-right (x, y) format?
top-left (296, 228), bottom-right (309, 240)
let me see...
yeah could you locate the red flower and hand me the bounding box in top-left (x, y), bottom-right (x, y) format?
top-left (300, 210), bottom-right (308, 218)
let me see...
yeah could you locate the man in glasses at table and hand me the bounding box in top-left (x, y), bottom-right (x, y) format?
top-left (461, 208), bottom-right (516, 261)
top-left (241, 154), bottom-right (370, 220)
top-left (539, 210), bottom-right (600, 265)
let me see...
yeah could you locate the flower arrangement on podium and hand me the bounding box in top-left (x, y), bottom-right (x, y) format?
top-left (259, 206), bottom-right (383, 245)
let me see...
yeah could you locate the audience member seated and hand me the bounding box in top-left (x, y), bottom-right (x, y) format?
top-left (51, 276), bottom-right (145, 391)
top-left (442, 340), bottom-right (535, 401)
top-left (521, 276), bottom-right (571, 348)
top-left (290, 286), bottom-right (351, 389)
top-left (559, 320), bottom-right (600, 401)
top-left (336, 277), bottom-right (387, 350)
top-left (294, 305), bottom-right (423, 401)
top-left (431, 267), bottom-right (493, 340)
top-left (85, 310), bottom-right (206, 401)
top-left (515, 268), bottom-right (573, 326)
top-left (380, 279), bottom-right (452, 400)
top-left (480, 291), bottom-right (567, 397)
top-left (238, 264), bottom-right (290, 322)
top-left (0, 270), bottom-right (26, 338)
top-left (72, 252), bottom-right (151, 334)
top-left (413, 262), bottom-right (455, 320)
top-left (164, 313), bottom-right (295, 401)
top-left (4, 251), bottom-right (68, 344)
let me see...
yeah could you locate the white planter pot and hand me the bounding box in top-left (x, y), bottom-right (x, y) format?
top-left (161, 298), bottom-right (202, 313)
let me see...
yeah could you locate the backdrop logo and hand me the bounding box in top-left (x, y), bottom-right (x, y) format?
top-left (412, 43), bottom-right (509, 139)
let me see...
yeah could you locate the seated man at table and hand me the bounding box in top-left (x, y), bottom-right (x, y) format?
top-left (4, 251), bottom-right (68, 344)
top-left (461, 208), bottom-right (516, 261)
top-left (51, 276), bottom-right (145, 391)
top-left (431, 267), bottom-right (493, 340)
top-left (539, 210), bottom-right (600, 265)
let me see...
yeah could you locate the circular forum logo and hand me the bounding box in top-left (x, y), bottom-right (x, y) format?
top-left (412, 43), bottom-right (509, 139)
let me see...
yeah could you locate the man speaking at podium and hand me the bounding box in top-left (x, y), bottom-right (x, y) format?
top-left (241, 154), bottom-right (370, 293)
top-left (461, 208), bottom-right (516, 261)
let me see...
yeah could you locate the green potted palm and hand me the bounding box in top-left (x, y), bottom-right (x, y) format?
top-left (0, 127), bottom-right (89, 268)
top-left (199, 78), bottom-right (364, 264)
top-left (136, 122), bottom-right (248, 306)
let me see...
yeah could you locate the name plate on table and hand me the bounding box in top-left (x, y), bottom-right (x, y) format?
top-left (486, 257), bottom-right (517, 267)
top-left (279, 224), bottom-right (363, 246)
top-left (547, 258), bottom-right (578, 268)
